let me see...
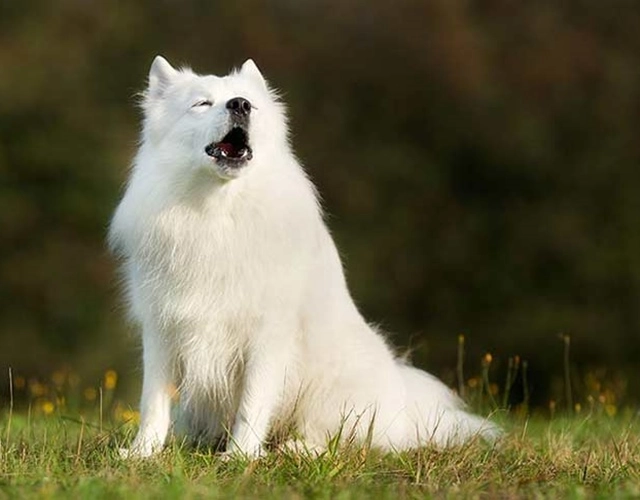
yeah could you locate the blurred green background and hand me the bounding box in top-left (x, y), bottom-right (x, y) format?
top-left (1, 0), bottom-right (639, 409)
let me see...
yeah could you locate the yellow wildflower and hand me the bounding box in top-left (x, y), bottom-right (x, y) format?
top-left (51, 370), bottom-right (66, 388)
top-left (41, 401), bottom-right (55, 415)
top-left (84, 387), bottom-right (97, 401)
top-left (104, 370), bottom-right (118, 390)
top-left (29, 380), bottom-right (46, 397)
top-left (121, 409), bottom-right (140, 424)
top-left (13, 376), bottom-right (26, 390)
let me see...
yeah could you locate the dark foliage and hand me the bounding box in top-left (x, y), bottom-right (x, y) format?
top-left (1, 0), bottom-right (639, 406)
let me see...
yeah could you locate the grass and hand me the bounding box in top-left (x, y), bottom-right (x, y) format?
top-left (1, 410), bottom-right (639, 499)
top-left (1, 340), bottom-right (636, 498)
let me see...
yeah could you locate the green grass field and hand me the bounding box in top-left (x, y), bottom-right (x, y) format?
top-left (1, 409), bottom-right (639, 499)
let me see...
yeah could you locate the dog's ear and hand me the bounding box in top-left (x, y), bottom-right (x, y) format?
top-left (240, 59), bottom-right (267, 90)
top-left (148, 55), bottom-right (177, 99)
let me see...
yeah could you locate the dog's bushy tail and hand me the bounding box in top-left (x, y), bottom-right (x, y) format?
top-left (398, 364), bottom-right (500, 447)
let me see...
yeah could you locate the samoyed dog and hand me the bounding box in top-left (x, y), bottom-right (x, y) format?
top-left (109, 56), bottom-right (497, 458)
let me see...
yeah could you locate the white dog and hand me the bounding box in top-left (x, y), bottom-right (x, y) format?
top-left (109, 56), bottom-right (497, 458)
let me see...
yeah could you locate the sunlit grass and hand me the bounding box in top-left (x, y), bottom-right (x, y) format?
top-left (0, 409), bottom-right (639, 498)
top-left (1, 339), bottom-right (638, 497)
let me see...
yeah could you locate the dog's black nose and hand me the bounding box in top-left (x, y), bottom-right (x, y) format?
top-left (226, 97), bottom-right (252, 117)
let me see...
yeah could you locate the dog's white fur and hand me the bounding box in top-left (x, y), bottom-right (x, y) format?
top-left (109, 56), bottom-right (497, 458)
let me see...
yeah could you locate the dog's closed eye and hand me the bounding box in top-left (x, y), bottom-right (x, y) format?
top-left (192, 99), bottom-right (213, 108)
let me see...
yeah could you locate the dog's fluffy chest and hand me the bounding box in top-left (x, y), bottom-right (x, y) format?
top-left (122, 183), bottom-right (315, 334)
top-left (131, 203), bottom-right (263, 325)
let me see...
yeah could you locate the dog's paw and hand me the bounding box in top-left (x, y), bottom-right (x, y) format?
top-left (217, 450), bottom-right (238, 463)
top-left (118, 439), bottom-right (161, 460)
top-left (118, 446), bottom-right (155, 460)
top-left (118, 447), bottom-right (137, 460)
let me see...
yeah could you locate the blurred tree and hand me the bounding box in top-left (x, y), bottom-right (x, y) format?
top-left (0, 0), bottom-right (639, 406)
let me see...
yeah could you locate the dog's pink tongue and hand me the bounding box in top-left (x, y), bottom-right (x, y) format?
top-left (218, 142), bottom-right (235, 156)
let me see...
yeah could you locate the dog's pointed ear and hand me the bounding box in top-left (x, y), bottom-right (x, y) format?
top-left (148, 55), bottom-right (177, 98)
top-left (240, 59), bottom-right (267, 90)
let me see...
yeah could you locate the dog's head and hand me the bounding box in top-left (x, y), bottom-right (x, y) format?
top-left (140, 56), bottom-right (286, 180)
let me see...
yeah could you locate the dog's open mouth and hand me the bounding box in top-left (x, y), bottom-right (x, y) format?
top-left (205, 127), bottom-right (252, 165)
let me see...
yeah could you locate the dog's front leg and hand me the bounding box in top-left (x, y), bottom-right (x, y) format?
top-left (226, 337), bottom-right (290, 458)
top-left (121, 330), bottom-right (173, 458)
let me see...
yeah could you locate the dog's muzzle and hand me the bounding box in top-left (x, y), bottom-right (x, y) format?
top-left (205, 97), bottom-right (253, 166)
